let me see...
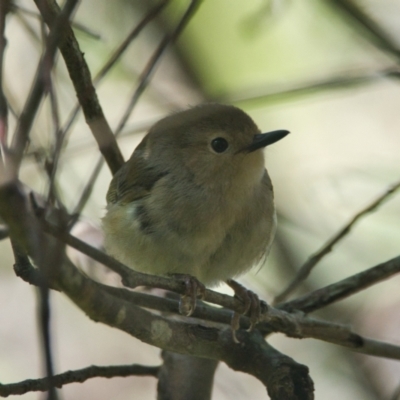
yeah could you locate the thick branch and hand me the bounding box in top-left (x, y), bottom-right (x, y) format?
top-left (3, 182), bottom-right (400, 400)
top-left (37, 212), bottom-right (400, 361)
top-left (97, 281), bottom-right (400, 361)
top-left (158, 352), bottom-right (218, 400)
top-left (0, 363), bottom-right (159, 397)
top-left (57, 257), bottom-right (314, 399)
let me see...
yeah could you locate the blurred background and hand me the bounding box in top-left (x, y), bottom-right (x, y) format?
top-left (1, 0), bottom-right (400, 398)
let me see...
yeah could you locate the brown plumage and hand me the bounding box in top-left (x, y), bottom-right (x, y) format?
top-left (103, 104), bottom-right (288, 286)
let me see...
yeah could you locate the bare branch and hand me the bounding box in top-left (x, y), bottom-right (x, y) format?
top-left (258, 307), bottom-right (400, 360)
top-left (223, 67), bottom-right (400, 107)
top-left (66, 1), bottom-right (171, 219)
top-left (0, 363), bottom-right (159, 397)
top-left (34, 0), bottom-right (124, 174)
top-left (325, 0), bottom-right (400, 61)
top-left (11, 0), bottom-right (80, 171)
top-left (39, 215), bottom-right (256, 312)
top-left (37, 213), bottom-right (400, 361)
top-left (274, 178), bottom-right (400, 304)
top-left (158, 352), bottom-right (218, 400)
top-left (278, 255), bottom-right (400, 313)
top-left (58, 258), bottom-right (314, 399)
top-left (94, 1), bottom-right (168, 86)
top-left (114, 0), bottom-right (202, 135)
top-left (3, 183), bottom-right (400, 399)
top-left (50, 1), bottom-right (168, 200)
top-left (11, 3), bottom-right (102, 40)
top-left (0, 0), bottom-right (9, 148)
top-left (98, 281), bottom-right (400, 362)
top-left (46, 71), bottom-right (63, 208)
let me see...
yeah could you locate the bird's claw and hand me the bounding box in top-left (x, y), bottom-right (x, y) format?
top-left (227, 279), bottom-right (263, 343)
top-left (172, 274), bottom-right (205, 316)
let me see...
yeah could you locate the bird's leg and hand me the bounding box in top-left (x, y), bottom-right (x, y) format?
top-left (226, 279), bottom-right (262, 343)
top-left (171, 274), bottom-right (206, 316)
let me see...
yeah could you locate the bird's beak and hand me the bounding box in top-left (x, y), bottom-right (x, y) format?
top-left (246, 130), bottom-right (290, 153)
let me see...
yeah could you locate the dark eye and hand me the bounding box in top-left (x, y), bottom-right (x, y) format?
top-left (211, 137), bottom-right (229, 153)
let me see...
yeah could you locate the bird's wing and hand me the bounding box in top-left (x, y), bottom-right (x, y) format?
top-left (106, 145), bottom-right (168, 206)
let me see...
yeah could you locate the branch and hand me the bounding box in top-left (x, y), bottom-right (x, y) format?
top-left (274, 178), bottom-right (400, 303)
top-left (94, 1), bottom-right (168, 86)
top-left (57, 257), bottom-right (315, 399)
top-left (39, 215), bottom-right (255, 311)
top-left (258, 308), bottom-right (400, 360)
top-left (11, 0), bottom-right (79, 171)
top-left (34, 0), bottom-right (124, 174)
top-left (157, 352), bottom-right (218, 400)
top-left (223, 67), bottom-right (400, 107)
top-left (114, 0), bottom-right (202, 135)
top-left (12, 242), bottom-right (59, 290)
top-left (51, 0), bottom-right (168, 197)
top-left (325, 0), bottom-right (400, 61)
top-left (0, 0), bottom-right (9, 147)
top-left (3, 183), bottom-right (400, 398)
top-left (93, 280), bottom-right (400, 362)
top-left (278, 255), bottom-right (400, 313)
top-left (37, 213), bottom-right (400, 361)
top-left (11, 3), bottom-right (102, 40)
top-left (0, 363), bottom-right (159, 397)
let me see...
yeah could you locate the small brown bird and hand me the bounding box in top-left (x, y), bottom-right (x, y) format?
top-left (103, 104), bottom-right (289, 335)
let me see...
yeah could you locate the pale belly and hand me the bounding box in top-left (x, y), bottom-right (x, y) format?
top-left (102, 197), bottom-right (276, 287)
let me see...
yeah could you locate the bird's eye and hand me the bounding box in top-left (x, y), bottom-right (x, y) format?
top-left (211, 137), bottom-right (229, 153)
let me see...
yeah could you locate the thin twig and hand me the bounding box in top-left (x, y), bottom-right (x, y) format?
top-left (13, 8), bottom-right (42, 44)
top-left (278, 255), bottom-right (400, 313)
top-left (69, 156), bottom-right (103, 222)
top-left (71, 0), bottom-right (199, 220)
top-left (10, 240), bottom-right (58, 400)
top-left (38, 284), bottom-right (57, 400)
top-left (46, 71), bottom-right (63, 207)
top-left (94, 1), bottom-right (169, 86)
top-left (0, 0), bottom-right (9, 149)
top-left (224, 67), bottom-right (400, 107)
top-left (114, 0), bottom-right (202, 135)
top-left (10, 0), bottom-right (79, 171)
top-left (274, 178), bottom-right (400, 304)
top-left (325, 0), bottom-right (400, 61)
top-left (34, 0), bottom-right (124, 174)
top-left (10, 3), bottom-right (102, 40)
top-left (49, 1), bottom-right (168, 198)
top-left (0, 363), bottom-right (160, 397)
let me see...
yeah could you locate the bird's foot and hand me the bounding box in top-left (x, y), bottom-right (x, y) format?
top-left (171, 274), bottom-right (206, 316)
top-left (226, 279), bottom-right (264, 343)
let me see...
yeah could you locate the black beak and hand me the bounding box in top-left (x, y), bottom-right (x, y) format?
top-left (246, 130), bottom-right (290, 153)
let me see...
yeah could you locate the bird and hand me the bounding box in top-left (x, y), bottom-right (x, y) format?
top-left (102, 103), bottom-right (289, 339)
